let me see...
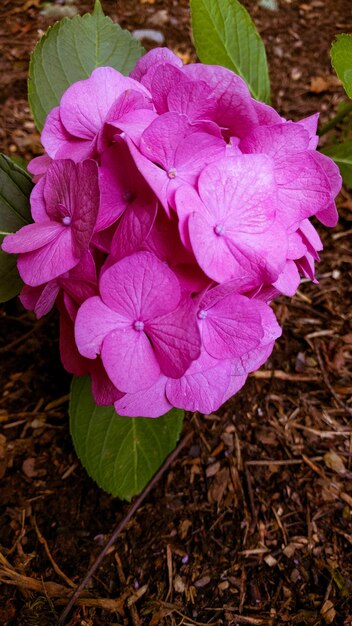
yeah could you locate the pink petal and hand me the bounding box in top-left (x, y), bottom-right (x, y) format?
top-left (130, 47), bottom-right (183, 89)
top-left (221, 371), bottom-right (247, 405)
top-left (2, 222), bottom-right (64, 254)
top-left (30, 177), bottom-right (47, 221)
top-left (114, 374), bottom-right (171, 418)
top-left (240, 122), bottom-right (310, 158)
top-left (74, 296), bottom-right (129, 359)
top-left (274, 152), bottom-right (332, 230)
top-left (183, 64), bottom-right (258, 138)
top-left (58, 299), bottom-right (89, 377)
top-left (272, 259), bottom-right (301, 296)
top-left (298, 113), bottom-right (320, 149)
top-left (111, 200), bottom-right (157, 260)
top-left (100, 252), bottom-right (181, 320)
top-left (200, 293), bottom-right (263, 359)
top-left (60, 67), bottom-right (149, 139)
top-left (90, 358), bottom-right (124, 406)
top-left (101, 326), bottom-right (160, 393)
top-left (146, 297), bottom-right (201, 378)
top-left (166, 350), bottom-right (231, 414)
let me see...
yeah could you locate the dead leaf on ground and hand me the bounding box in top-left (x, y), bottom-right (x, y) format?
top-left (309, 75), bottom-right (341, 93)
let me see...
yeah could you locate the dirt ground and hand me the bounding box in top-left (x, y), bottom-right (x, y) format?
top-left (1, 0), bottom-right (352, 625)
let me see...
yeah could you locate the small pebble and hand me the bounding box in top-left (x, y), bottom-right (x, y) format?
top-left (132, 29), bottom-right (165, 44)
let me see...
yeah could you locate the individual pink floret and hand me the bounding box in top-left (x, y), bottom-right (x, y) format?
top-left (175, 155), bottom-right (287, 287)
top-left (240, 122), bottom-right (338, 231)
top-left (127, 112), bottom-right (226, 211)
top-left (41, 67), bottom-right (153, 162)
top-left (74, 251), bottom-right (201, 394)
top-left (2, 160), bottom-right (99, 287)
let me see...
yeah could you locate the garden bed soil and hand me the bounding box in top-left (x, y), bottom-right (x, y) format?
top-left (0, 1), bottom-right (352, 625)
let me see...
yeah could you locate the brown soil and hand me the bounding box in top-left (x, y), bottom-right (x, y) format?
top-left (1, 1), bottom-right (352, 625)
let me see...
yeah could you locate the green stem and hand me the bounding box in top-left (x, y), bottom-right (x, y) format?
top-left (318, 102), bottom-right (352, 137)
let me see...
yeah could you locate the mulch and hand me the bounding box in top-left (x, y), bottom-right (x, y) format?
top-left (0, 1), bottom-right (352, 625)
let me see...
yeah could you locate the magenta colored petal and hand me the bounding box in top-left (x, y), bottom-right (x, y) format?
top-left (90, 358), bottom-right (124, 406)
top-left (2, 221), bottom-right (64, 254)
top-left (287, 231), bottom-right (307, 260)
top-left (188, 210), bottom-right (247, 283)
top-left (296, 253), bottom-right (316, 282)
top-left (166, 350), bottom-right (231, 414)
top-left (240, 122), bottom-right (310, 158)
top-left (298, 219), bottom-right (323, 258)
top-left (19, 284), bottom-right (44, 312)
top-left (198, 155), bottom-right (276, 230)
top-left (146, 296), bottom-right (201, 378)
top-left (273, 259), bottom-right (301, 296)
top-left (111, 200), bottom-right (157, 260)
top-left (59, 251), bottom-right (98, 305)
top-left (114, 374), bottom-right (171, 417)
top-left (20, 281), bottom-right (59, 317)
top-left (130, 47), bottom-right (183, 88)
top-left (168, 79), bottom-right (217, 121)
top-left (315, 202), bottom-right (339, 228)
top-left (140, 112), bottom-right (190, 169)
top-left (30, 177), bottom-right (47, 221)
top-left (311, 150), bottom-right (341, 197)
top-left (274, 152), bottom-right (332, 230)
top-left (227, 224), bottom-right (288, 283)
top-left (74, 296), bottom-right (129, 359)
top-left (174, 132), bottom-right (226, 186)
top-left (27, 154), bottom-right (52, 180)
top-left (230, 301), bottom-right (280, 375)
top-left (200, 294), bottom-right (263, 359)
top-left (41, 107), bottom-right (74, 159)
top-left (113, 109), bottom-right (157, 144)
top-left (150, 63), bottom-right (185, 113)
top-left (43, 160), bottom-right (76, 220)
top-left (100, 251), bottom-right (181, 320)
top-left (58, 299), bottom-right (89, 377)
top-left (231, 341), bottom-right (275, 376)
top-left (60, 67), bottom-right (148, 139)
top-left (98, 141), bottom-right (156, 232)
top-left (41, 106), bottom-right (96, 162)
top-left (101, 326), bottom-right (160, 393)
top-left (298, 113), bottom-right (320, 149)
top-left (71, 160), bottom-right (100, 255)
top-left (34, 281), bottom-right (60, 317)
top-left (175, 184), bottom-right (207, 251)
top-left (183, 64), bottom-right (257, 138)
top-left (221, 371), bottom-right (247, 404)
top-left (106, 89), bottom-right (153, 122)
top-left (252, 100), bottom-right (283, 125)
top-left (127, 137), bottom-right (170, 212)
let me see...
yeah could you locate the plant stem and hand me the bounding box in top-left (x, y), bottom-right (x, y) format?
top-left (318, 102), bottom-right (352, 136)
top-left (58, 430), bottom-right (193, 625)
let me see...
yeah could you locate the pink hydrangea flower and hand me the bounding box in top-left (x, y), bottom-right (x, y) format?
top-left (3, 53), bottom-right (342, 419)
top-left (2, 160), bottom-right (99, 286)
top-left (75, 252), bottom-right (201, 393)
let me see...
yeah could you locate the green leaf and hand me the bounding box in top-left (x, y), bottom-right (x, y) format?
top-left (190, 0), bottom-right (270, 103)
top-left (0, 155), bottom-right (33, 303)
top-left (321, 141), bottom-right (352, 189)
top-left (28, 0), bottom-right (144, 130)
top-left (70, 376), bottom-right (185, 500)
top-left (331, 34), bottom-right (352, 100)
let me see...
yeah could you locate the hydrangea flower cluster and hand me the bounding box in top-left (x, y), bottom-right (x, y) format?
top-left (2, 49), bottom-right (341, 417)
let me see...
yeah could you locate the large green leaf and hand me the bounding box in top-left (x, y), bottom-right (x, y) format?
top-left (28, 0), bottom-right (144, 130)
top-left (321, 141), bottom-right (352, 189)
top-left (190, 0), bottom-right (270, 103)
top-left (0, 155), bottom-right (32, 302)
top-left (331, 34), bottom-right (352, 100)
top-left (70, 376), bottom-right (185, 500)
